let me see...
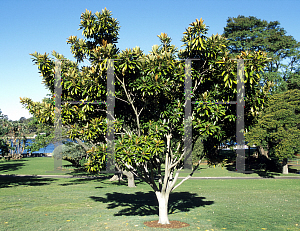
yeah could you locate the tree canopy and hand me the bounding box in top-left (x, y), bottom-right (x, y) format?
top-left (223, 15), bottom-right (300, 94)
top-left (245, 89), bottom-right (300, 173)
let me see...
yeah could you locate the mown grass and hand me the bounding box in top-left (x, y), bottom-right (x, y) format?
top-left (0, 157), bottom-right (71, 175)
top-left (0, 175), bottom-right (299, 230)
top-left (1, 157), bottom-right (299, 178)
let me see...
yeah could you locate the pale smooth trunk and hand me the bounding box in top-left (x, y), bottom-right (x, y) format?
top-left (155, 192), bottom-right (170, 225)
top-left (259, 146), bottom-right (269, 159)
top-left (282, 158), bottom-right (288, 174)
top-left (123, 170), bottom-right (136, 187)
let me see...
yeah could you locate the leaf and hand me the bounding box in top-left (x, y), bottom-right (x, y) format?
top-left (224, 74), bottom-right (229, 82)
top-left (199, 37), bottom-right (204, 49)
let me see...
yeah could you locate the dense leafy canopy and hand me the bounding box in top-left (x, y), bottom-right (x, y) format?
top-left (245, 89), bottom-right (300, 163)
top-left (223, 15), bottom-right (300, 94)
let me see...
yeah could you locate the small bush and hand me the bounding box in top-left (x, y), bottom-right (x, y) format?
top-left (52, 142), bottom-right (88, 167)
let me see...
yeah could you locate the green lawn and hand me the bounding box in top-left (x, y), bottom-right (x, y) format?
top-left (1, 157), bottom-right (299, 178)
top-left (0, 175), bottom-right (299, 230)
top-left (0, 157), bottom-right (300, 230)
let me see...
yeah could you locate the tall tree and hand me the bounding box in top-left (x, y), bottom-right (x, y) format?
top-left (223, 15), bottom-right (300, 94)
top-left (245, 89), bottom-right (300, 174)
top-left (21, 9), bottom-right (270, 225)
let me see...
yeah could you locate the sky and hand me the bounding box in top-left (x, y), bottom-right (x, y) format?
top-left (0, 0), bottom-right (299, 121)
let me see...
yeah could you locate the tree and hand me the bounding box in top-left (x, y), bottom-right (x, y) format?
top-left (0, 117), bottom-right (29, 159)
top-left (52, 142), bottom-right (90, 167)
top-left (223, 15), bottom-right (300, 94)
top-left (0, 110), bottom-right (10, 156)
top-left (21, 9), bottom-right (270, 224)
top-left (245, 89), bottom-right (300, 174)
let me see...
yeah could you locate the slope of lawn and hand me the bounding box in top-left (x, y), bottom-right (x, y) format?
top-left (0, 176), bottom-right (299, 230)
top-left (1, 157), bottom-right (300, 178)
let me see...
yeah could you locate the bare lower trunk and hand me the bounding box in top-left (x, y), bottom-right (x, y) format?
top-left (123, 170), bottom-right (136, 187)
top-left (108, 173), bottom-right (124, 181)
top-left (259, 146), bottom-right (269, 159)
top-left (108, 164), bottom-right (124, 182)
top-left (155, 191), bottom-right (170, 225)
top-left (282, 158), bottom-right (288, 174)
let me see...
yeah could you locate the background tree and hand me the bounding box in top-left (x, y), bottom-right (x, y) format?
top-left (0, 110), bottom-right (10, 156)
top-left (245, 89), bottom-right (300, 174)
top-left (20, 9), bottom-right (270, 225)
top-left (223, 15), bottom-right (300, 94)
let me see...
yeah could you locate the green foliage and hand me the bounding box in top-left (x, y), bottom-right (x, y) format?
top-left (21, 9), bottom-right (270, 182)
top-left (115, 122), bottom-right (166, 171)
top-left (84, 143), bottom-right (107, 173)
top-left (52, 141), bottom-right (88, 167)
top-left (192, 136), bottom-right (205, 164)
top-left (0, 110), bottom-right (10, 156)
top-left (246, 89), bottom-right (300, 162)
top-left (223, 15), bottom-right (300, 94)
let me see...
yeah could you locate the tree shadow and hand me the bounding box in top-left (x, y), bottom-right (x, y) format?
top-left (0, 159), bottom-right (28, 173)
top-left (288, 166), bottom-right (300, 174)
top-left (0, 175), bottom-right (56, 188)
top-left (59, 177), bottom-right (107, 187)
top-left (103, 177), bottom-right (146, 187)
top-left (90, 191), bottom-right (214, 216)
top-left (225, 162), bottom-right (281, 178)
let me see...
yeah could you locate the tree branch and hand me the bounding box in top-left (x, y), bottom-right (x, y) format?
top-left (172, 158), bottom-right (202, 192)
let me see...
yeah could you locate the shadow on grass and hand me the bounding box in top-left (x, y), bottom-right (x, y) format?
top-left (58, 176), bottom-right (145, 187)
top-left (102, 177), bottom-right (146, 187)
top-left (0, 159), bottom-right (28, 173)
top-left (90, 191), bottom-right (214, 216)
top-left (225, 163), bottom-right (281, 178)
top-left (288, 166), bottom-right (300, 174)
top-left (59, 178), bottom-right (107, 186)
top-left (0, 176), bottom-right (56, 188)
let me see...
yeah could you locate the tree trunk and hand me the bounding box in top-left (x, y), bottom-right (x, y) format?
top-left (123, 170), bottom-right (136, 187)
top-left (108, 173), bottom-right (124, 182)
top-left (258, 146), bottom-right (269, 159)
top-left (155, 191), bottom-right (170, 225)
top-left (282, 158), bottom-right (288, 174)
top-left (108, 164), bottom-right (124, 182)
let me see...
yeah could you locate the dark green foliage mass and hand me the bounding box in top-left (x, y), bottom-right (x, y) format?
top-left (246, 89), bottom-right (300, 167)
top-left (223, 15), bottom-right (300, 94)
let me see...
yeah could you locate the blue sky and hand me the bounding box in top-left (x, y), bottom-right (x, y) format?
top-left (1, 0), bottom-right (299, 121)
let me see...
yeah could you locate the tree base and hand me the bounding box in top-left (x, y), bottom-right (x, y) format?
top-left (144, 220), bottom-right (190, 228)
top-left (108, 174), bottom-right (125, 181)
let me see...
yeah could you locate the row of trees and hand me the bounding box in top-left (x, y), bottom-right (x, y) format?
top-left (0, 108), bottom-right (55, 158)
top-left (0, 111), bottom-right (31, 158)
top-left (19, 8), bottom-right (279, 224)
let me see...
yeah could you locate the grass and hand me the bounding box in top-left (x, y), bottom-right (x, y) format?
top-left (0, 157), bottom-right (300, 230)
top-left (1, 156), bottom-right (299, 178)
top-left (0, 175), bottom-right (299, 230)
top-left (0, 157), bottom-right (74, 176)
